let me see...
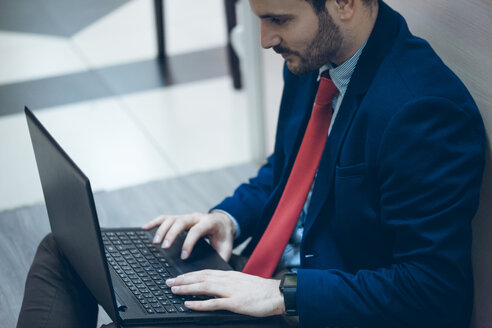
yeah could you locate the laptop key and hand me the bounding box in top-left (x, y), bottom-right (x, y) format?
top-left (176, 305), bottom-right (189, 312)
top-left (106, 246), bottom-right (117, 253)
top-left (154, 307), bottom-right (167, 313)
top-left (165, 305), bottom-right (177, 313)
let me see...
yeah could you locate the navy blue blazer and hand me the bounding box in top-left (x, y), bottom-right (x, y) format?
top-left (213, 2), bottom-right (485, 327)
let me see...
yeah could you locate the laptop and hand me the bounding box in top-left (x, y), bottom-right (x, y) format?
top-left (24, 106), bottom-right (253, 327)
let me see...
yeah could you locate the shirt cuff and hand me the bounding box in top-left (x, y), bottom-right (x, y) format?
top-left (211, 209), bottom-right (241, 239)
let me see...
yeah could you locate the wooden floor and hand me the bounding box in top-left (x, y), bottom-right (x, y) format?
top-left (0, 163), bottom-right (259, 327)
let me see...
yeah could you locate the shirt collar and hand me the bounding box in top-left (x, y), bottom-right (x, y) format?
top-left (317, 42), bottom-right (367, 97)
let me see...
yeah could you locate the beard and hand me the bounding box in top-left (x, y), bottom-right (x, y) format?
top-left (274, 10), bottom-right (343, 75)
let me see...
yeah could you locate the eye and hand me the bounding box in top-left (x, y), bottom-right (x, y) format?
top-left (270, 17), bottom-right (288, 25)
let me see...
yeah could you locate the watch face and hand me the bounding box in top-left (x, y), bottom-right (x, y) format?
top-left (284, 273), bottom-right (297, 287)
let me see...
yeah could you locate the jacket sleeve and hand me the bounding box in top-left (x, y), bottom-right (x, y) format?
top-left (211, 154), bottom-right (276, 245)
top-left (296, 97), bottom-right (485, 327)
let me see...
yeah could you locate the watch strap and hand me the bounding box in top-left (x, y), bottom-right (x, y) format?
top-left (280, 273), bottom-right (298, 316)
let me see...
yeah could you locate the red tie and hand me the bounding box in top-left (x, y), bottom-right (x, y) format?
top-left (242, 76), bottom-right (338, 278)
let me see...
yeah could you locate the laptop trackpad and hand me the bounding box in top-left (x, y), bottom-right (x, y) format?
top-left (164, 232), bottom-right (232, 274)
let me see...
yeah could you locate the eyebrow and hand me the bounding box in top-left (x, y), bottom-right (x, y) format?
top-left (259, 14), bottom-right (294, 19)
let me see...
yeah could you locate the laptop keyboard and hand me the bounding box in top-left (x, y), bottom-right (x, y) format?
top-left (102, 230), bottom-right (204, 315)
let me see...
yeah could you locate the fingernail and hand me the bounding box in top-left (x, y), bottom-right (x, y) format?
top-left (163, 240), bottom-right (170, 248)
top-left (184, 301), bottom-right (192, 307)
top-left (181, 250), bottom-right (188, 260)
top-left (171, 286), bottom-right (179, 293)
top-left (153, 235), bottom-right (160, 243)
top-left (166, 278), bottom-right (175, 286)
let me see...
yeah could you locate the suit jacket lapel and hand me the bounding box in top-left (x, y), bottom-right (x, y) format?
top-left (302, 1), bottom-right (402, 239)
top-left (302, 86), bottom-right (363, 237)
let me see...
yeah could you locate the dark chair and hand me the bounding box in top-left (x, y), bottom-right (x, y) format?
top-left (153, 0), bottom-right (242, 89)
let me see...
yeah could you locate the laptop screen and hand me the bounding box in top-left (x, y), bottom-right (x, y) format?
top-left (25, 106), bottom-right (120, 324)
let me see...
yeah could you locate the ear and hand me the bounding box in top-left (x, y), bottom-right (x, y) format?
top-left (332, 0), bottom-right (356, 21)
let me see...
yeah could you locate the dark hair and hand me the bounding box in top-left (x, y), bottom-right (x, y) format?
top-left (305, 0), bottom-right (376, 13)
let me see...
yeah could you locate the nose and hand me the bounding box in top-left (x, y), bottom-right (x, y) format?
top-left (260, 22), bottom-right (281, 49)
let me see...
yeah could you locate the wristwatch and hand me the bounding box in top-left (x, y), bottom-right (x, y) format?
top-left (279, 272), bottom-right (298, 316)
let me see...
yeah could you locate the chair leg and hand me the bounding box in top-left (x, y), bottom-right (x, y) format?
top-left (224, 0), bottom-right (242, 89)
top-left (154, 0), bottom-right (166, 59)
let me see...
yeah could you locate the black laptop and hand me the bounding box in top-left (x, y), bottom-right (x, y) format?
top-left (25, 106), bottom-right (252, 327)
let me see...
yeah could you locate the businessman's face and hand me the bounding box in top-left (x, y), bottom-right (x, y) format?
top-left (250, 0), bottom-right (343, 75)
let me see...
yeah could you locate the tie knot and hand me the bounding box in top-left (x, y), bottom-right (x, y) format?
top-left (315, 77), bottom-right (338, 107)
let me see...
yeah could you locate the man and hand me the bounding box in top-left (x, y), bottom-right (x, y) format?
top-left (143, 0), bottom-right (485, 326)
top-left (18, 0), bottom-right (485, 327)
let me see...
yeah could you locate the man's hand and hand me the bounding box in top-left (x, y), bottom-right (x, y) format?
top-left (166, 270), bottom-right (285, 317)
top-left (142, 212), bottom-right (236, 261)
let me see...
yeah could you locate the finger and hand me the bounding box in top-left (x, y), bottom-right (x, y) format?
top-left (141, 215), bottom-right (165, 230)
top-left (170, 282), bottom-right (223, 298)
top-left (184, 298), bottom-right (229, 312)
top-left (181, 222), bottom-right (211, 259)
top-left (163, 217), bottom-right (194, 249)
top-left (214, 238), bottom-right (233, 262)
top-left (154, 216), bottom-right (175, 245)
top-left (167, 270), bottom-right (224, 287)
